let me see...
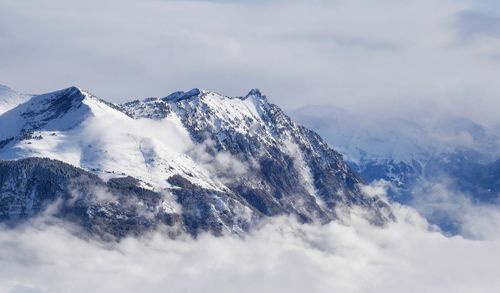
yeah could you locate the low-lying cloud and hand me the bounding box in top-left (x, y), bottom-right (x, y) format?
top-left (410, 180), bottom-right (500, 240)
top-left (1, 203), bottom-right (499, 293)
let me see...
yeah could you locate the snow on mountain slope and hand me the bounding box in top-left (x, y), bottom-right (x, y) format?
top-left (0, 86), bottom-right (224, 192)
top-left (0, 86), bottom-right (393, 236)
top-left (0, 84), bottom-right (31, 115)
top-left (122, 89), bottom-right (390, 221)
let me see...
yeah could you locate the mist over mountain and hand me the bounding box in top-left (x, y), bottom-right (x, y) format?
top-left (291, 104), bottom-right (500, 234)
top-left (0, 85), bottom-right (391, 239)
top-left (2, 0), bottom-right (500, 291)
top-left (0, 83), bottom-right (499, 293)
top-left (2, 82), bottom-right (498, 238)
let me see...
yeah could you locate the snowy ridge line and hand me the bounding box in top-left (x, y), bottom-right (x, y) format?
top-left (0, 84), bottom-right (393, 237)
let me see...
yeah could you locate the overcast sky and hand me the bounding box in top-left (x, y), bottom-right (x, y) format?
top-left (1, 0), bottom-right (500, 124)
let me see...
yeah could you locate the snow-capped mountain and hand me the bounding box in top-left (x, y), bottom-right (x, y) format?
top-left (0, 86), bottom-right (392, 238)
top-left (292, 105), bottom-right (499, 166)
top-left (0, 84), bottom-right (31, 115)
top-left (291, 104), bottom-right (500, 231)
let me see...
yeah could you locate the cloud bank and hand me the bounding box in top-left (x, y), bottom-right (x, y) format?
top-left (1, 203), bottom-right (499, 293)
top-left (410, 180), bottom-right (500, 240)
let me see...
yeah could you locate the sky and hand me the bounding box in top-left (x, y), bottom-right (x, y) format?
top-left (1, 0), bottom-right (500, 125)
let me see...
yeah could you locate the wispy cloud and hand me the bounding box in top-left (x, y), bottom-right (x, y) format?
top-left (410, 179), bottom-right (500, 240)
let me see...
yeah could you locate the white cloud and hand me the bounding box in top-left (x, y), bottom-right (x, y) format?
top-left (410, 180), bottom-right (500, 240)
top-left (360, 180), bottom-right (391, 200)
top-left (1, 204), bottom-right (499, 293)
top-left (186, 138), bottom-right (257, 184)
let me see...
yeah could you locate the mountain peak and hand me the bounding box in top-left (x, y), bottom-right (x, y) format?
top-left (1, 85), bottom-right (393, 237)
top-left (242, 88), bottom-right (269, 105)
top-left (0, 85), bottom-right (128, 143)
top-left (246, 88), bottom-right (264, 98)
top-left (64, 85), bottom-right (83, 94)
top-left (163, 88), bottom-right (202, 103)
top-left (61, 86), bottom-right (98, 100)
top-left (161, 88), bottom-right (268, 104)
top-left (31, 86), bottom-right (88, 106)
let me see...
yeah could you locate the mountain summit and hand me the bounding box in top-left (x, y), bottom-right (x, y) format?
top-left (0, 85), bottom-right (392, 238)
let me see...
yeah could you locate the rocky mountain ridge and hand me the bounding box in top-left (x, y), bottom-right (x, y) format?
top-left (0, 85), bottom-right (392, 238)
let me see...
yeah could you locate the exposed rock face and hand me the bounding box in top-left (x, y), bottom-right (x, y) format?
top-left (0, 86), bottom-right (393, 238)
top-left (0, 158), bottom-right (178, 238)
top-left (291, 104), bottom-right (500, 233)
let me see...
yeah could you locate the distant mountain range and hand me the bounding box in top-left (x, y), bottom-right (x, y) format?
top-left (0, 85), bottom-right (391, 239)
top-left (291, 104), bottom-right (500, 233)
